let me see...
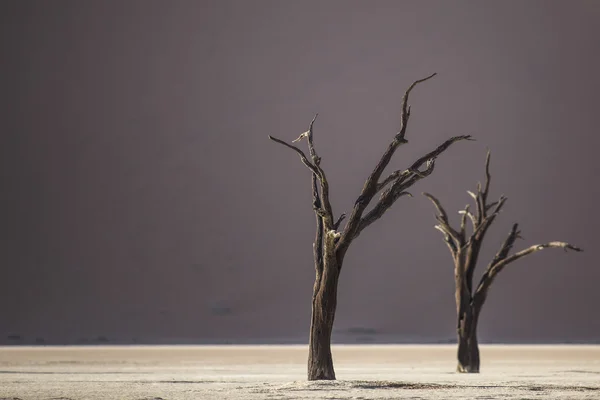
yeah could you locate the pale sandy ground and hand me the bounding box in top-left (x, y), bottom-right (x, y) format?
top-left (1, 345), bottom-right (599, 399)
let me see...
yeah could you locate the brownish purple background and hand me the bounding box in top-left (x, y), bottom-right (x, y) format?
top-left (1, 1), bottom-right (598, 345)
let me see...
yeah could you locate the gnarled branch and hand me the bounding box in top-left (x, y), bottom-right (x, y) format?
top-left (353, 135), bottom-right (472, 240)
top-left (305, 115), bottom-right (325, 273)
top-left (469, 195), bottom-right (507, 245)
top-left (376, 169), bottom-right (414, 193)
top-left (335, 73), bottom-right (441, 261)
top-left (491, 241), bottom-right (582, 275)
top-left (268, 135), bottom-right (321, 177)
top-left (458, 205), bottom-right (474, 238)
top-left (474, 239), bottom-right (582, 302)
top-left (399, 73), bottom-right (438, 140)
top-left (481, 149), bottom-right (491, 203)
top-left (270, 116), bottom-right (335, 229)
top-left (423, 192), bottom-right (461, 250)
top-left (407, 135), bottom-right (474, 173)
top-left (333, 213), bottom-right (346, 231)
top-left (491, 223), bottom-right (521, 266)
top-left (304, 115), bottom-right (334, 228)
top-left (270, 115), bottom-right (334, 273)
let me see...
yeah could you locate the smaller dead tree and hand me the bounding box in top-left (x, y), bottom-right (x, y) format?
top-left (424, 150), bottom-right (582, 373)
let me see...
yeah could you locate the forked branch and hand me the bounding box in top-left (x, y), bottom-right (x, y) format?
top-left (427, 203), bottom-right (460, 256)
top-left (423, 192), bottom-right (461, 253)
top-left (269, 116), bottom-right (336, 274)
top-left (268, 135), bottom-right (321, 178)
top-left (333, 213), bottom-right (347, 231)
top-left (352, 135), bottom-right (472, 241)
top-left (482, 149), bottom-right (491, 203)
top-left (475, 239), bottom-right (582, 301)
top-left (458, 204), bottom-right (474, 239)
top-left (336, 73), bottom-right (443, 260)
top-left (269, 117), bottom-right (335, 228)
top-left (425, 151), bottom-right (583, 305)
top-left (491, 242), bottom-right (582, 275)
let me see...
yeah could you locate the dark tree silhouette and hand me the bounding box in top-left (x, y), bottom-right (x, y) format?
top-left (424, 150), bottom-right (582, 373)
top-left (269, 74), bottom-right (472, 380)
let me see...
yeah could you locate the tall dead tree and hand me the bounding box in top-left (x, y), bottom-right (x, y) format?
top-left (269, 74), bottom-right (472, 380)
top-left (424, 150), bottom-right (582, 373)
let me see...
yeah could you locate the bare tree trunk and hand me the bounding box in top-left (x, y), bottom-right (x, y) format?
top-left (307, 258), bottom-right (339, 380)
top-left (456, 305), bottom-right (480, 373)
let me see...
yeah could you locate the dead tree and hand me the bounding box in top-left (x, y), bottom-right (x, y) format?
top-left (269, 74), bottom-right (472, 380)
top-left (424, 150), bottom-right (582, 373)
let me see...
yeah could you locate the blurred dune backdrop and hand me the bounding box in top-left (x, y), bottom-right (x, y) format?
top-left (1, 0), bottom-right (599, 345)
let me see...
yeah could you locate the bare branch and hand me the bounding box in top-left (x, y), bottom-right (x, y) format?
top-left (458, 205), bottom-right (476, 230)
top-left (468, 187), bottom-right (485, 224)
top-left (491, 223), bottom-right (520, 266)
top-left (435, 221), bottom-right (458, 242)
top-left (376, 169), bottom-right (414, 193)
top-left (468, 151), bottom-right (493, 226)
top-left (304, 115), bottom-right (335, 228)
top-left (377, 158), bottom-right (437, 193)
top-left (289, 116), bottom-right (322, 177)
top-left (273, 119), bottom-right (327, 274)
top-left (268, 135), bottom-right (321, 177)
top-left (472, 223), bottom-right (519, 298)
top-left (465, 196), bottom-right (507, 246)
top-left (333, 213), bottom-right (346, 231)
top-left (459, 209), bottom-right (477, 225)
top-left (458, 204), bottom-right (473, 239)
top-left (489, 195), bottom-right (507, 215)
top-left (407, 135), bottom-right (473, 172)
top-left (485, 201), bottom-right (499, 212)
top-left (476, 193), bottom-right (486, 223)
top-left (292, 131), bottom-right (309, 143)
top-left (482, 149), bottom-right (491, 202)
top-left (336, 74), bottom-right (441, 260)
top-left (492, 241), bottom-right (582, 273)
top-left (306, 114), bottom-right (320, 162)
top-left (351, 136), bottom-right (471, 242)
top-left (398, 73), bottom-right (437, 140)
top-left (278, 115), bottom-right (336, 230)
top-left (474, 238), bottom-right (582, 301)
top-left (355, 190), bottom-right (414, 235)
top-left (424, 192), bottom-right (462, 252)
top-left (304, 116), bottom-right (326, 273)
top-left (423, 192), bottom-right (450, 223)
top-left (270, 114), bottom-right (336, 238)
top-left (435, 225), bottom-right (458, 255)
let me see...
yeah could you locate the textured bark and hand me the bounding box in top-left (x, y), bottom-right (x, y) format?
top-left (308, 259), bottom-right (339, 379)
top-left (270, 74), bottom-right (471, 380)
top-left (425, 150), bottom-right (581, 373)
top-left (456, 304), bottom-right (480, 373)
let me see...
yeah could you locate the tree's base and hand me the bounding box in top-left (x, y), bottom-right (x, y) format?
top-left (307, 357), bottom-right (336, 381)
top-left (308, 364), bottom-right (336, 381)
top-left (308, 374), bottom-right (336, 381)
top-left (456, 364), bottom-right (480, 373)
